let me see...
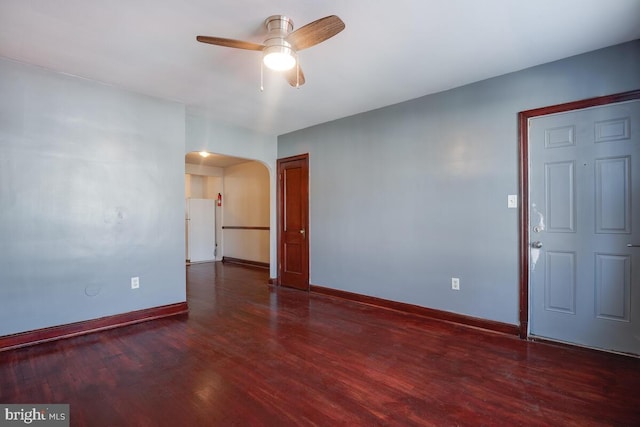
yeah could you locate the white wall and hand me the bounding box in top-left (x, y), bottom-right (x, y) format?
top-left (185, 163), bottom-right (223, 177)
top-left (187, 174), bottom-right (204, 198)
top-left (223, 161), bottom-right (270, 263)
top-left (185, 174), bottom-right (223, 200)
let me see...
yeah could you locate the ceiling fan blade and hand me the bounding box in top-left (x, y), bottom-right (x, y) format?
top-left (284, 65), bottom-right (306, 87)
top-left (286, 15), bottom-right (345, 51)
top-left (196, 36), bottom-right (264, 51)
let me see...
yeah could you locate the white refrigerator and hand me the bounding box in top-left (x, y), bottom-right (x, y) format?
top-left (186, 198), bottom-right (216, 263)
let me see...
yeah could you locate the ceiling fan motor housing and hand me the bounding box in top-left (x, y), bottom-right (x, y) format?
top-left (263, 15), bottom-right (296, 70)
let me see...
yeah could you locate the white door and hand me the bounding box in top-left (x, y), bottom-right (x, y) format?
top-left (528, 99), bottom-right (640, 354)
top-left (187, 198), bottom-right (216, 263)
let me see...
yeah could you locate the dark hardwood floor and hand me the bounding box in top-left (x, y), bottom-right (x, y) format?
top-left (1, 262), bottom-right (639, 426)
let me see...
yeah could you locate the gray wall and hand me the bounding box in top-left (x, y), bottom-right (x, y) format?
top-left (278, 40), bottom-right (640, 325)
top-left (0, 58), bottom-right (186, 336)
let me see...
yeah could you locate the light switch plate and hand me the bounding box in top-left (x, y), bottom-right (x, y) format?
top-left (508, 195), bottom-right (518, 208)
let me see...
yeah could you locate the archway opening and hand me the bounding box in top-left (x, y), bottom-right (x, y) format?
top-left (184, 152), bottom-right (271, 269)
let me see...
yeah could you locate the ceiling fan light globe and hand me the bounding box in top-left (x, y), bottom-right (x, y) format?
top-left (263, 46), bottom-right (296, 71)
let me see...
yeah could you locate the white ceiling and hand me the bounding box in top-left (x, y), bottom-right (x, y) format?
top-left (1, 0), bottom-right (639, 136)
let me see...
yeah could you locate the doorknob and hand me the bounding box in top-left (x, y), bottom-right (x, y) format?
top-left (300, 229), bottom-right (306, 236)
top-left (628, 244), bottom-right (640, 248)
top-left (531, 241), bottom-right (543, 249)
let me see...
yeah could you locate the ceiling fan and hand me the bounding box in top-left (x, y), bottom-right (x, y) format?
top-left (197, 15), bottom-right (345, 88)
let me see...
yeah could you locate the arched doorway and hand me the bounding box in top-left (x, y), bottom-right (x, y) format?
top-left (185, 152), bottom-right (271, 269)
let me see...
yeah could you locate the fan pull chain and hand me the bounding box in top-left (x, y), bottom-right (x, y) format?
top-left (296, 58), bottom-right (300, 88)
top-left (260, 60), bottom-right (264, 92)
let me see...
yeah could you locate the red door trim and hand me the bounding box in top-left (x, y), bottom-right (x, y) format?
top-left (517, 89), bottom-right (640, 339)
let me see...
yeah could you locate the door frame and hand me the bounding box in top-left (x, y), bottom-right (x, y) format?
top-left (517, 89), bottom-right (640, 339)
top-left (276, 153), bottom-right (310, 289)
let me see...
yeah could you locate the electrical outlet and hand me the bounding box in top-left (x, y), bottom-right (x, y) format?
top-left (131, 277), bottom-right (140, 289)
top-left (451, 277), bottom-right (460, 290)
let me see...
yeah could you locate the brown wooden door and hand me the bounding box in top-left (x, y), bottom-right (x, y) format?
top-left (278, 154), bottom-right (309, 290)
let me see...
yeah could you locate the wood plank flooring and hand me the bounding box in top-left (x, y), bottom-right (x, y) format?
top-left (1, 262), bottom-right (639, 426)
